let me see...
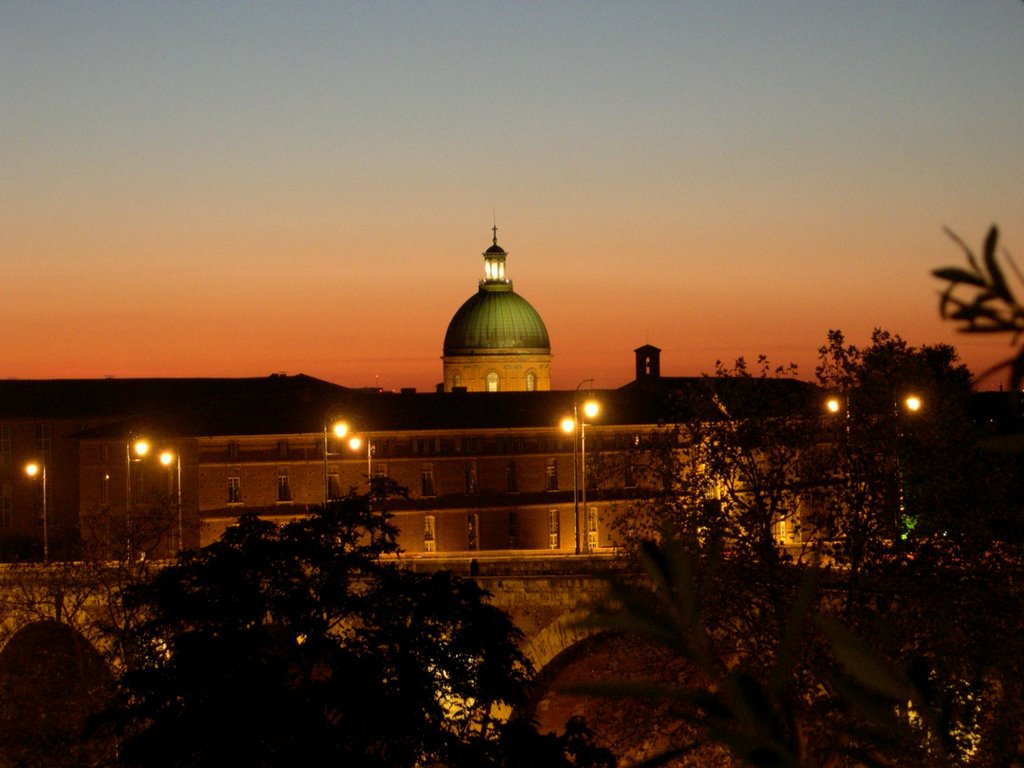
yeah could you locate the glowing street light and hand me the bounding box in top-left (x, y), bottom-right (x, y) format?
top-left (160, 449), bottom-right (183, 556)
top-left (24, 461), bottom-right (47, 563)
top-left (323, 420), bottom-right (351, 506)
top-left (345, 435), bottom-right (374, 484)
top-left (323, 418), bottom-right (375, 504)
top-left (126, 437), bottom-right (151, 561)
top-left (824, 392), bottom-right (925, 536)
top-left (563, 379), bottom-right (600, 554)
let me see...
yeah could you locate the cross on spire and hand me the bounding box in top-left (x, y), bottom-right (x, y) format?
top-left (492, 224), bottom-right (498, 246)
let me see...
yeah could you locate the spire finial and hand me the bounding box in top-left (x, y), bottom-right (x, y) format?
top-left (492, 223), bottom-right (498, 246)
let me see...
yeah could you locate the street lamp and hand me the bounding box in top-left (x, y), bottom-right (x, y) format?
top-left (24, 462), bottom-right (47, 563)
top-left (159, 449), bottom-right (183, 556)
top-left (824, 392), bottom-right (924, 536)
top-left (895, 394), bottom-right (922, 536)
top-left (563, 379), bottom-right (600, 554)
top-left (580, 398), bottom-right (600, 553)
top-left (323, 419), bottom-right (376, 504)
top-left (323, 420), bottom-right (350, 506)
top-left (126, 437), bottom-right (150, 561)
top-left (345, 434), bottom-right (374, 481)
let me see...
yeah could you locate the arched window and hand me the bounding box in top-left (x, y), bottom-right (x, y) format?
top-left (452, 372), bottom-right (462, 389)
top-left (485, 371), bottom-right (500, 392)
top-left (525, 370), bottom-right (537, 391)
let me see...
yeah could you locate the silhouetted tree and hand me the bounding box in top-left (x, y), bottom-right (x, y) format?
top-left (815, 328), bottom-right (1022, 571)
top-left (96, 493), bottom-right (552, 768)
top-left (581, 536), bottom-right (1024, 768)
top-left (603, 332), bottom-right (1024, 766)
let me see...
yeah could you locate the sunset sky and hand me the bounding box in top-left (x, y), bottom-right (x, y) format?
top-left (3, 3), bottom-right (1022, 392)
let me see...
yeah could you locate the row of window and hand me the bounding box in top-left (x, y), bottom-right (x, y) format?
top-left (208, 433), bottom-right (659, 469)
top-left (223, 459), bottom-right (583, 504)
top-left (224, 433), bottom-right (611, 462)
top-left (450, 370), bottom-right (539, 392)
top-left (420, 507), bottom-right (600, 551)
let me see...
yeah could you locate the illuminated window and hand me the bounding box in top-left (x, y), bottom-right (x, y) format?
top-left (452, 372), bottom-right (462, 389)
top-left (100, 473), bottom-right (109, 505)
top-left (545, 459), bottom-right (558, 491)
top-left (587, 506), bottom-right (599, 551)
top-left (424, 515), bottom-right (436, 552)
top-left (228, 475), bottom-right (241, 504)
top-left (485, 371), bottom-right (500, 392)
top-left (228, 442), bottom-right (239, 460)
top-left (276, 470), bottom-right (290, 502)
top-left (467, 513), bottom-right (479, 551)
top-left (525, 371), bottom-right (536, 391)
top-left (548, 508), bottom-right (560, 550)
top-left (465, 461), bottom-right (477, 494)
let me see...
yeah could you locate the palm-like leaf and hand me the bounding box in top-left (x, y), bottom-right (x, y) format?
top-left (933, 226), bottom-right (1024, 387)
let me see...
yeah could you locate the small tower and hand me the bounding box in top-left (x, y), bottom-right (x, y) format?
top-left (634, 344), bottom-right (661, 381)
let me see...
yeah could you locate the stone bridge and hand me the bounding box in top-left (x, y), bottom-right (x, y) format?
top-left (0, 553), bottom-right (629, 691)
top-left (0, 554), bottom-right (638, 763)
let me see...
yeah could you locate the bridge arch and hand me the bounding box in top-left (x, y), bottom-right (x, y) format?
top-left (0, 619), bottom-right (114, 765)
top-left (522, 607), bottom-right (598, 673)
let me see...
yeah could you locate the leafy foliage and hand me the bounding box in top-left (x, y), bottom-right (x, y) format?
top-left (582, 535), bottom-right (1024, 768)
top-left (98, 494), bottom-right (540, 767)
top-left (933, 226), bottom-right (1024, 388)
top-left (602, 330), bottom-right (1024, 766)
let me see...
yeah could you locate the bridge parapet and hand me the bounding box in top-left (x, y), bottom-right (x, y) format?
top-left (399, 552), bottom-right (634, 671)
top-left (0, 554), bottom-right (637, 675)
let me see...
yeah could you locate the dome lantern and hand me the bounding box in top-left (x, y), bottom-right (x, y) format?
top-left (482, 225), bottom-right (510, 286)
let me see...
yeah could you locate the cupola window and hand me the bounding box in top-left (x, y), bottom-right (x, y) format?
top-left (485, 371), bottom-right (500, 392)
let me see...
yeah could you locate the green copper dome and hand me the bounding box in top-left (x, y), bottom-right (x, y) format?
top-left (444, 284), bottom-right (551, 355)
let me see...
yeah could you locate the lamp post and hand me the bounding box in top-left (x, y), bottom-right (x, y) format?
top-left (895, 395), bottom-right (922, 536)
top-left (562, 379), bottom-right (600, 554)
top-left (825, 392), bottom-right (923, 537)
top-left (324, 418), bottom-right (375, 504)
top-left (580, 398), bottom-right (600, 553)
top-left (24, 462), bottom-right (47, 563)
top-left (323, 419), bottom-right (350, 507)
top-left (345, 435), bottom-right (374, 486)
top-left (126, 437), bottom-right (150, 562)
top-left (159, 449), bottom-right (182, 556)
